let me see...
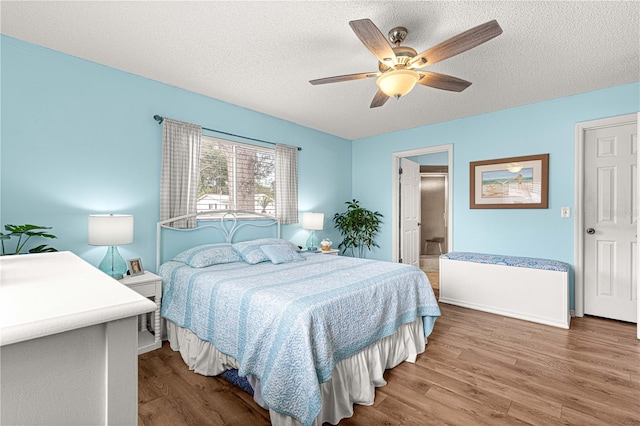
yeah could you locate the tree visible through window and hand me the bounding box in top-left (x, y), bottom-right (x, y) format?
top-left (198, 136), bottom-right (275, 215)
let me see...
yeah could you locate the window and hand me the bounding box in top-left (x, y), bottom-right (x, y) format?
top-left (198, 136), bottom-right (275, 216)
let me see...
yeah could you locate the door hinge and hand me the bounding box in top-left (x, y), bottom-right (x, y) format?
top-left (399, 257), bottom-right (403, 263)
top-left (399, 167), bottom-right (403, 175)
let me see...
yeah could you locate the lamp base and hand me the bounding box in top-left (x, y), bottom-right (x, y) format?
top-left (98, 245), bottom-right (127, 279)
top-left (306, 230), bottom-right (319, 251)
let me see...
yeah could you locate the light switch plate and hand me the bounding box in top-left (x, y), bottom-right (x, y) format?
top-left (561, 207), bottom-right (571, 218)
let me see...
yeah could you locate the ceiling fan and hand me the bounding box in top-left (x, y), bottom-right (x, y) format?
top-left (309, 19), bottom-right (502, 108)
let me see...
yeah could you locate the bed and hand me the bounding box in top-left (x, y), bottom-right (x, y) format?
top-left (157, 211), bottom-right (440, 426)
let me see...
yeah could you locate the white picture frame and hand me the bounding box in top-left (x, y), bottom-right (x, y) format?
top-left (127, 258), bottom-right (144, 276)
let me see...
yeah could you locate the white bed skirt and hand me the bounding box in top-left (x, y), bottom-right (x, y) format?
top-left (166, 317), bottom-right (426, 425)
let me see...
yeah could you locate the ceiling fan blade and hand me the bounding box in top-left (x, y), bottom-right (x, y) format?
top-left (417, 72), bottom-right (472, 92)
top-left (309, 72), bottom-right (378, 85)
top-left (349, 19), bottom-right (397, 66)
top-left (408, 20), bottom-right (503, 68)
top-left (370, 89), bottom-right (389, 108)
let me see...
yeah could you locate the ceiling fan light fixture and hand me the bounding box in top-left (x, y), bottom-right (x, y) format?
top-left (376, 69), bottom-right (420, 98)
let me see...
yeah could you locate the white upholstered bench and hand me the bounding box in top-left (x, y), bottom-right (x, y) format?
top-left (439, 252), bottom-right (571, 329)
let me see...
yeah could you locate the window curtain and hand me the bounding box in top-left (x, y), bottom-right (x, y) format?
top-left (275, 144), bottom-right (298, 224)
top-left (160, 118), bottom-right (202, 228)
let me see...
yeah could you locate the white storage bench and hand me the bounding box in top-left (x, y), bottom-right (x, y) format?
top-left (439, 252), bottom-right (571, 329)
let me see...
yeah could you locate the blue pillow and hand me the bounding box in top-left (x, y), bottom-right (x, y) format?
top-left (232, 238), bottom-right (299, 264)
top-left (260, 244), bottom-right (304, 264)
top-left (173, 243), bottom-right (242, 268)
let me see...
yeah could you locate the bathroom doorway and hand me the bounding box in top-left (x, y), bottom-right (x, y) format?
top-left (420, 166), bottom-right (448, 273)
top-left (391, 144), bottom-right (453, 280)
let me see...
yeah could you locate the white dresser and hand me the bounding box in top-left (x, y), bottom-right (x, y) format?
top-left (0, 251), bottom-right (157, 425)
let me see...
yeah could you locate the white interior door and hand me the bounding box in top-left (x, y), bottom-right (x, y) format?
top-left (584, 122), bottom-right (637, 322)
top-left (400, 158), bottom-right (420, 266)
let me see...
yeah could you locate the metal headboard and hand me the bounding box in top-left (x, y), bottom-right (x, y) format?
top-left (156, 210), bottom-right (281, 271)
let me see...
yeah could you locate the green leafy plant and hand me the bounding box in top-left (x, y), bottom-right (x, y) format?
top-left (333, 200), bottom-right (383, 258)
top-left (0, 224), bottom-right (58, 255)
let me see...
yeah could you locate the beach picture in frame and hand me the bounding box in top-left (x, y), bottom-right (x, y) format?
top-left (127, 258), bottom-right (144, 276)
top-left (470, 153), bottom-right (549, 209)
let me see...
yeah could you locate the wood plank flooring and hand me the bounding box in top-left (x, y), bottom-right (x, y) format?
top-left (138, 274), bottom-right (639, 425)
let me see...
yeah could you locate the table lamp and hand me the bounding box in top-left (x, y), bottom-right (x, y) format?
top-left (302, 212), bottom-right (324, 251)
top-left (88, 214), bottom-right (133, 279)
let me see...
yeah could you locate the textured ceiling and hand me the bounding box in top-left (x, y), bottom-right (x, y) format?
top-left (1, 1), bottom-right (638, 140)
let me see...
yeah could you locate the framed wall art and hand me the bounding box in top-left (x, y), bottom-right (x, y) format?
top-left (470, 153), bottom-right (549, 209)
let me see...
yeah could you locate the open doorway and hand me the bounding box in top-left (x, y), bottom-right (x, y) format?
top-left (420, 167), bottom-right (448, 273)
top-left (391, 144), bottom-right (453, 283)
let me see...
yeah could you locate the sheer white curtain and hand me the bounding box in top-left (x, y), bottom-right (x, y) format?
top-left (275, 144), bottom-right (298, 224)
top-left (160, 118), bottom-right (202, 228)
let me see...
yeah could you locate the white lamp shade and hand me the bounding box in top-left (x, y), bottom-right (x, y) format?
top-left (302, 212), bottom-right (324, 231)
top-left (376, 69), bottom-right (420, 98)
top-left (88, 214), bottom-right (134, 246)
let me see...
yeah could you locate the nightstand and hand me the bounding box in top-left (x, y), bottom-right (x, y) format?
top-left (119, 271), bottom-right (162, 354)
top-left (319, 249), bottom-right (339, 255)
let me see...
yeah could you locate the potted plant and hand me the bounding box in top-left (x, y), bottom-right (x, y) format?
top-left (258, 194), bottom-right (273, 214)
top-left (0, 224), bottom-right (58, 255)
top-left (333, 200), bottom-right (383, 258)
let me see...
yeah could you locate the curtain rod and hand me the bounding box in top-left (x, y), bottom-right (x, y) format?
top-left (153, 115), bottom-right (302, 151)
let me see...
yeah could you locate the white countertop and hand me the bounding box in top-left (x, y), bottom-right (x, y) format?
top-left (0, 251), bottom-right (157, 346)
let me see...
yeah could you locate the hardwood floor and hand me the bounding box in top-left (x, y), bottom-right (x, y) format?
top-left (138, 285), bottom-right (639, 425)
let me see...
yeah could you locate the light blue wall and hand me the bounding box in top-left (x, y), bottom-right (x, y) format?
top-left (2, 32), bottom-right (638, 290)
top-left (353, 83), bottom-right (639, 267)
top-left (0, 35), bottom-right (351, 272)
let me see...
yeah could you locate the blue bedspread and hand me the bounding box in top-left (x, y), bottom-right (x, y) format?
top-left (161, 253), bottom-right (440, 426)
top-left (442, 251), bottom-right (570, 272)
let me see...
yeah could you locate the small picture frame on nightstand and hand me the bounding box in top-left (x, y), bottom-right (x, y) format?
top-left (127, 258), bottom-right (144, 276)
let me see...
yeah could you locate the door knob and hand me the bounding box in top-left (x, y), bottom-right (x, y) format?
top-left (586, 228), bottom-right (596, 235)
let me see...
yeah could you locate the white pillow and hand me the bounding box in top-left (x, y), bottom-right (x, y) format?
top-left (260, 244), bottom-right (304, 264)
top-left (173, 243), bottom-right (242, 268)
top-left (232, 238), bottom-right (299, 264)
